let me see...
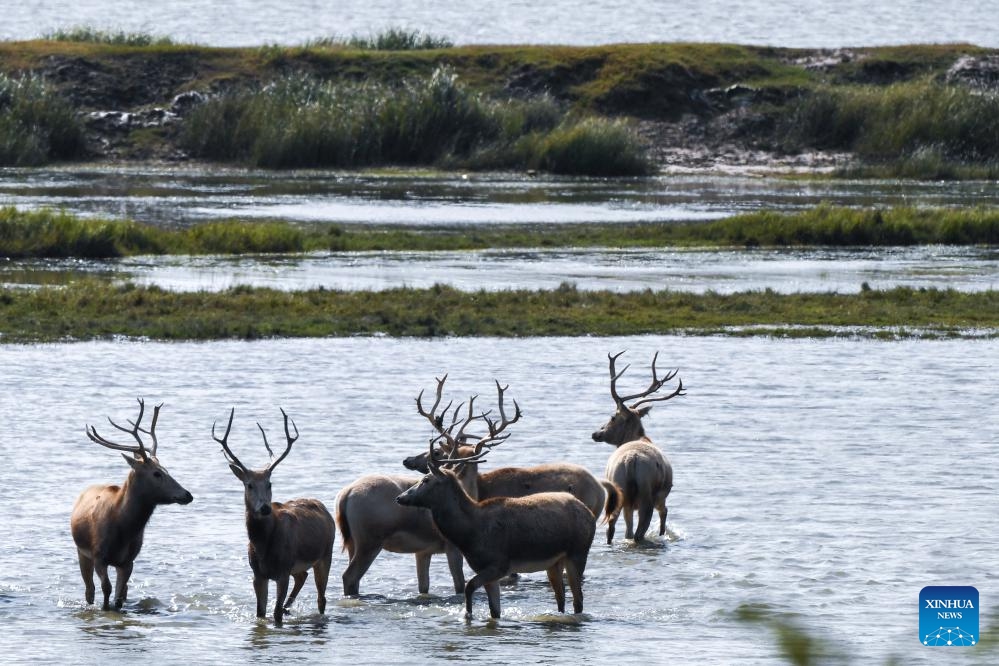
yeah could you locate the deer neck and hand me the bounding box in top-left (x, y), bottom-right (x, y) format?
top-left (116, 474), bottom-right (157, 534)
top-left (427, 478), bottom-right (479, 551)
top-left (245, 508), bottom-right (277, 544)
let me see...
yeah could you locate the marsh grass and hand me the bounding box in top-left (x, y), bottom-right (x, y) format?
top-left (306, 28), bottom-right (453, 51)
top-left (0, 74), bottom-right (86, 165)
top-left (2, 205), bottom-right (994, 259)
top-left (0, 281), bottom-right (994, 343)
top-left (42, 26), bottom-right (174, 47)
top-left (782, 79), bottom-right (999, 173)
top-left (180, 68), bottom-right (652, 175)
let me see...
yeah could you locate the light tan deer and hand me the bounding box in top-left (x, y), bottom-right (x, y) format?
top-left (71, 398), bottom-right (194, 611)
top-left (334, 376), bottom-right (518, 597)
top-left (591, 351), bottom-right (685, 543)
top-left (396, 439), bottom-right (596, 619)
top-left (212, 408), bottom-right (335, 626)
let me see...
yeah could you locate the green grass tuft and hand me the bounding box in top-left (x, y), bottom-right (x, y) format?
top-left (42, 26), bottom-right (174, 47)
top-left (306, 28), bottom-right (453, 51)
top-left (0, 74), bottom-right (86, 165)
top-left (179, 67), bottom-right (649, 174)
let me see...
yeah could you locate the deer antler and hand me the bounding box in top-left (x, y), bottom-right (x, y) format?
top-left (212, 407), bottom-right (249, 472)
top-left (608, 351), bottom-right (685, 409)
top-left (86, 397), bottom-right (160, 460)
top-left (477, 380), bottom-right (522, 454)
top-left (258, 408), bottom-right (298, 472)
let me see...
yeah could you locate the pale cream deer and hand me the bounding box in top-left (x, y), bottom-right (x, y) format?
top-left (591, 351), bottom-right (685, 543)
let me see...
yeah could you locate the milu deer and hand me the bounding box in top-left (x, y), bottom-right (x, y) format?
top-left (212, 408), bottom-right (335, 626)
top-left (591, 351), bottom-right (685, 543)
top-left (71, 398), bottom-right (194, 611)
top-left (396, 440), bottom-right (596, 619)
top-left (334, 376), bottom-right (518, 597)
top-left (404, 379), bottom-right (620, 522)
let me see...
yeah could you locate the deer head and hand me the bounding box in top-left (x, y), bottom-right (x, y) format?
top-left (85, 397), bottom-right (193, 505)
top-left (591, 351), bottom-right (685, 446)
top-left (212, 407), bottom-right (297, 517)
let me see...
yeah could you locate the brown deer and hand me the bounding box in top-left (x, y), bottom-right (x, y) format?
top-left (334, 376), bottom-right (518, 597)
top-left (591, 351), bottom-right (685, 543)
top-left (396, 440), bottom-right (596, 619)
top-left (71, 398), bottom-right (194, 611)
top-left (212, 407), bottom-right (335, 626)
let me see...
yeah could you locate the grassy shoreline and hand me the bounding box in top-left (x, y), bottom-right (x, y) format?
top-left (2, 38), bottom-right (998, 176)
top-left (0, 281), bottom-right (995, 343)
top-left (2, 205), bottom-right (996, 258)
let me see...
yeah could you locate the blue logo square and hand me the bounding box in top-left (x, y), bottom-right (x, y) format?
top-left (920, 586), bottom-right (979, 646)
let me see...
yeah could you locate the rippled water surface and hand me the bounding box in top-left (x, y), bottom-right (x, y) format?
top-left (1, 0), bottom-right (996, 47)
top-left (1, 336), bottom-right (996, 664)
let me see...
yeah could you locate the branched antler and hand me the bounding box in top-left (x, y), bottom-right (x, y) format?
top-left (86, 397), bottom-right (161, 460)
top-left (607, 350), bottom-right (685, 409)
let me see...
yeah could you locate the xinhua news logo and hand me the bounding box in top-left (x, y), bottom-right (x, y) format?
top-left (920, 586), bottom-right (979, 647)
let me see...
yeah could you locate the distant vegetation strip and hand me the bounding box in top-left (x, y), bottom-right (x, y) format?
top-left (2, 205), bottom-right (996, 259)
top-left (0, 282), bottom-right (994, 343)
top-left (779, 79), bottom-right (999, 179)
top-left (180, 68), bottom-right (652, 175)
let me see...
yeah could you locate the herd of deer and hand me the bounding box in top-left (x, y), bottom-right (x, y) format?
top-left (70, 351), bottom-right (685, 624)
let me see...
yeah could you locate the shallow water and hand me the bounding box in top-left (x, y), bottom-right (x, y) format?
top-left (1, 336), bottom-right (996, 664)
top-left (4, 167), bottom-right (999, 228)
top-left (1, 0), bottom-right (996, 48)
top-left (3, 245), bottom-right (997, 294)
top-left (3, 167), bottom-right (997, 295)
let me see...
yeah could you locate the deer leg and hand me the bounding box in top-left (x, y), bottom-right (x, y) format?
top-left (342, 543), bottom-right (381, 596)
top-left (253, 575), bottom-right (269, 619)
top-left (273, 576), bottom-right (290, 626)
top-left (314, 557), bottom-right (331, 614)
top-left (634, 501), bottom-right (654, 542)
top-left (112, 562), bottom-right (133, 610)
top-left (415, 551), bottom-right (432, 595)
top-left (656, 493), bottom-right (668, 536)
top-left (284, 571), bottom-right (308, 611)
top-left (465, 566), bottom-right (505, 618)
top-left (564, 557), bottom-right (585, 614)
top-left (77, 551), bottom-right (96, 605)
top-left (445, 544), bottom-right (466, 594)
top-left (95, 562), bottom-right (113, 610)
top-left (484, 580), bottom-right (502, 619)
top-left (623, 504), bottom-right (635, 540)
top-left (546, 564), bottom-right (566, 613)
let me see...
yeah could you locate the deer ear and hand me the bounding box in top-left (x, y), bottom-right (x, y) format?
top-left (229, 463), bottom-right (246, 481)
top-left (122, 453), bottom-right (143, 469)
top-left (637, 405), bottom-right (654, 418)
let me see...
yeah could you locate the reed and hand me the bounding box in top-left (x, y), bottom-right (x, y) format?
top-left (42, 26), bottom-right (174, 47)
top-left (179, 68), bottom-right (649, 174)
top-left (782, 79), bottom-right (999, 172)
top-left (0, 74), bottom-right (86, 165)
top-left (306, 28), bottom-right (453, 51)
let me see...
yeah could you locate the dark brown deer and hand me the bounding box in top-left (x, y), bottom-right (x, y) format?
top-left (71, 398), bottom-right (194, 610)
top-left (212, 408), bottom-right (335, 626)
top-left (591, 351), bottom-right (685, 543)
top-left (396, 440), bottom-right (596, 619)
top-left (335, 376), bottom-right (517, 597)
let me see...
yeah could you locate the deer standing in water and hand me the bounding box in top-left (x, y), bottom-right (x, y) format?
top-left (71, 398), bottom-right (194, 610)
top-left (397, 412), bottom-right (595, 619)
top-left (335, 377), bottom-right (518, 597)
top-left (403, 380), bottom-right (620, 521)
top-left (592, 351), bottom-right (685, 543)
top-left (212, 408), bottom-right (335, 626)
